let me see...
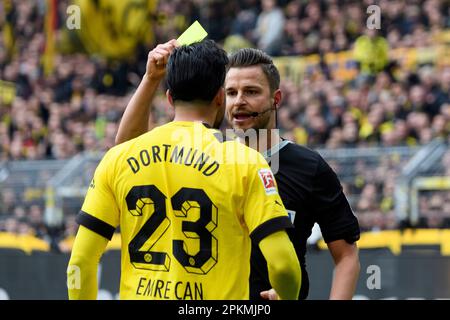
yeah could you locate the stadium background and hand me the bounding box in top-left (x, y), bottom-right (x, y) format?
top-left (0, 0), bottom-right (449, 299)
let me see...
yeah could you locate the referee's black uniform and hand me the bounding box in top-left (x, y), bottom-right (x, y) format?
top-left (250, 141), bottom-right (361, 300)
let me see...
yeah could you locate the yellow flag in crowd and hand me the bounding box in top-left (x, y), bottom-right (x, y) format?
top-left (73, 0), bottom-right (158, 59)
top-left (1, 0), bottom-right (15, 59)
top-left (0, 80), bottom-right (16, 105)
top-left (42, 0), bottom-right (57, 76)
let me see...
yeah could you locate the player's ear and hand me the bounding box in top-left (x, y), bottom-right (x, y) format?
top-left (273, 89), bottom-right (282, 109)
top-left (213, 87), bottom-right (225, 108)
top-left (166, 89), bottom-right (175, 108)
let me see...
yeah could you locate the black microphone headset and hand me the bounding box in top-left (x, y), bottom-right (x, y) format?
top-left (249, 103), bottom-right (278, 117)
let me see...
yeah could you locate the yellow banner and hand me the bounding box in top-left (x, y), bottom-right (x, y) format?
top-left (318, 228), bottom-right (450, 256)
top-left (274, 30), bottom-right (450, 86)
top-left (73, 0), bottom-right (158, 59)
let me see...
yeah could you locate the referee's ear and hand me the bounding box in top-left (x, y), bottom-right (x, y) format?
top-left (273, 89), bottom-right (282, 110)
top-left (166, 89), bottom-right (175, 108)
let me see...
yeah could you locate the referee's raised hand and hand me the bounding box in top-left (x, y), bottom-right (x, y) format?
top-left (145, 39), bottom-right (178, 81)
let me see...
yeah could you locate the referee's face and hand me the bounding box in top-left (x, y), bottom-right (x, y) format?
top-left (225, 66), bottom-right (276, 131)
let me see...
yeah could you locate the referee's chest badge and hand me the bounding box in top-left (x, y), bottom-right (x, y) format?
top-left (258, 169), bottom-right (277, 195)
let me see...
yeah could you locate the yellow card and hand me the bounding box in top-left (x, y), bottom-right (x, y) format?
top-left (177, 20), bottom-right (208, 45)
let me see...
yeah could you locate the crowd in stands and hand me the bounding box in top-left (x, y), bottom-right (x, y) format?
top-left (0, 0), bottom-right (449, 250)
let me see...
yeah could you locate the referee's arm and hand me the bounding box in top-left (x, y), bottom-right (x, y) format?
top-left (259, 230), bottom-right (301, 300)
top-left (328, 240), bottom-right (360, 300)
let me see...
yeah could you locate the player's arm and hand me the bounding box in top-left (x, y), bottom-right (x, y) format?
top-left (328, 239), bottom-right (360, 300)
top-left (115, 40), bottom-right (178, 145)
top-left (67, 148), bottom-right (119, 299)
top-left (258, 230), bottom-right (301, 300)
top-left (67, 226), bottom-right (109, 300)
top-left (243, 155), bottom-right (301, 300)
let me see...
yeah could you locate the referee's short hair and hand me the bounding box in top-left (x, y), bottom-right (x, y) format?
top-left (167, 39), bottom-right (229, 103)
top-left (227, 48), bottom-right (280, 93)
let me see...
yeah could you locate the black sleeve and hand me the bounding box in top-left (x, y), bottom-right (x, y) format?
top-left (76, 211), bottom-right (116, 240)
top-left (250, 216), bottom-right (294, 244)
top-left (312, 156), bottom-right (360, 244)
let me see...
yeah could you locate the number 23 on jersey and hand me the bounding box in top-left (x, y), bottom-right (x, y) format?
top-left (125, 185), bottom-right (218, 275)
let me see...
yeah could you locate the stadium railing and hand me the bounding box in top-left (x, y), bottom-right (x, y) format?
top-left (0, 159), bottom-right (67, 213)
top-left (1, 142), bottom-right (447, 232)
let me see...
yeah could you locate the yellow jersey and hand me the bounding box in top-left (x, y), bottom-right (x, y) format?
top-left (77, 121), bottom-right (291, 299)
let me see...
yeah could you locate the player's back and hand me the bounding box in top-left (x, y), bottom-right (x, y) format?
top-left (101, 121), bottom-right (286, 299)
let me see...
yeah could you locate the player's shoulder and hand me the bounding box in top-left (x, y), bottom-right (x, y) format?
top-left (104, 129), bottom-right (158, 165)
top-left (108, 134), bottom-right (142, 154)
top-left (113, 124), bottom-right (169, 150)
top-left (277, 141), bottom-right (334, 178)
top-left (223, 138), bottom-right (267, 162)
top-left (212, 139), bottom-right (268, 176)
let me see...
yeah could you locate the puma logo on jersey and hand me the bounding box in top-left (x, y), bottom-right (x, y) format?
top-left (258, 169), bottom-right (277, 195)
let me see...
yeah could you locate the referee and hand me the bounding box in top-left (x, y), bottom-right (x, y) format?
top-left (226, 48), bottom-right (361, 300)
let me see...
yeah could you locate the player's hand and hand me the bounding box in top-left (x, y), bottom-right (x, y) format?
top-left (145, 39), bottom-right (178, 81)
top-left (260, 288), bottom-right (279, 300)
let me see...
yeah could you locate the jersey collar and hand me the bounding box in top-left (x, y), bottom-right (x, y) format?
top-left (170, 121), bottom-right (212, 128)
top-left (262, 139), bottom-right (292, 161)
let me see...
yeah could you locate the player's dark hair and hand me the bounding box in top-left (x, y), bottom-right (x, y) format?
top-left (166, 39), bottom-right (229, 103)
top-left (227, 48), bottom-right (280, 93)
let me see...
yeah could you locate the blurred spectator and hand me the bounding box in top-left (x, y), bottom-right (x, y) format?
top-left (0, 188), bottom-right (16, 216)
top-left (57, 214), bottom-right (78, 253)
top-left (28, 204), bottom-right (47, 239)
top-left (4, 217), bottom-right (18, 234)
top-left (253, 0), bottom-right (285, 55)
top-left (353, 28), bottom-right (389, 75)
top-left (223, 34), bottom-right (254, 54)
top-left (230, 0), bottom-right (259, 42)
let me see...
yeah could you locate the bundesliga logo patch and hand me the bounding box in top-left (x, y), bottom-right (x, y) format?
top-left (258, 169), bottom-right (277, 195)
